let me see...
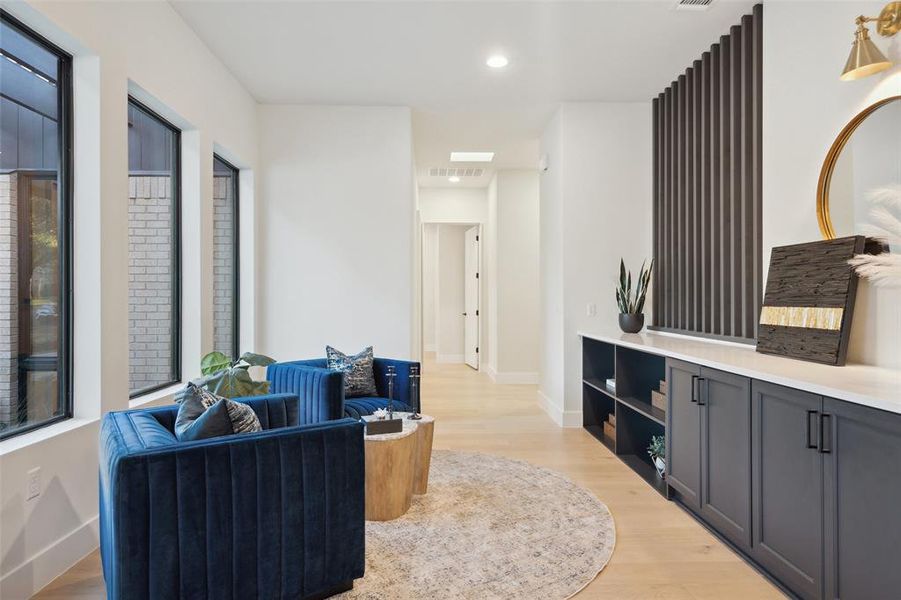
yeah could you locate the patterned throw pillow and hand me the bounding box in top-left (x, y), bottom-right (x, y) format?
top-left (326, 345), bottom-right (379, 398)
top-left (174, 383), bottom-right (263, 441)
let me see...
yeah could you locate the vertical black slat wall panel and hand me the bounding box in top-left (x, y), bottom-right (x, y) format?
top-left (685, 68), bottom-right (694, 331)
top-left (711, 43), bottom-right (722, 336)
top-left (742, 14), bottom-right (755, 338)
top-left (654, 89), bottom-right (673, 327)
top-left (731, 24), bottom-right (743, 337)
top-left (650, 5), bottom-right (761, 342)
top-left (720, 33), bottom-right (732, 336)
top-left (701, 52), bottom-right (712, 333)
top-left (693, 59), bottom-right (702, 331)
top-left (752, 3), bottom-right (763, 339)
top-left (669, 84), bottom-right (677, 328)
top-left (652, 97), bottom-right (660, 323)
top-left (672, 75), bottom-right (685, 329)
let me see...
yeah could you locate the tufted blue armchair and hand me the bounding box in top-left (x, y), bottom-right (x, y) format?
top-left (267, 357), bottom-right (421, 423)
top-left (99, 393), bottom-right (365, 600)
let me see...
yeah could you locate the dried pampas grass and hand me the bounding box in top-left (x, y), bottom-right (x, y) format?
top-left (848, 184), bottom-right (901, 287)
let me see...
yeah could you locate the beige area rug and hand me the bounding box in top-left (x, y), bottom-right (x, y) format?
top-left (340, 450), bottom-right (616, 600)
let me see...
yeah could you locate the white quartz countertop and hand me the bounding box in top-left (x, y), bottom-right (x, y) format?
top-left (579, 328), bottom-right (901, 415)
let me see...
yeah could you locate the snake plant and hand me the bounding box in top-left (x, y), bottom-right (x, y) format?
top-left (615, 258), bottom-right (654, 315)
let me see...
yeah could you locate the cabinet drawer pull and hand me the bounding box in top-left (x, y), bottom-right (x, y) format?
top-left (691, 375), bottom-right (698, 403)
top-left (806, 410), bottom-right (818, 449)
top-left (697, 378), bottom-right (707, 406)
top-left (819, 413), bottom-right (832, 454)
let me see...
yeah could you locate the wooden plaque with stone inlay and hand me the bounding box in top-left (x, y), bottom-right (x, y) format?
top-left (756, 236), bottom-right (866, 366)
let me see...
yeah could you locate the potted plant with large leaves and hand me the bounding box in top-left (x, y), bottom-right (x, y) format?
top-left (615, 258), bottom-right (653, 333)
top-left (193, 351), bottom-right (276, 398)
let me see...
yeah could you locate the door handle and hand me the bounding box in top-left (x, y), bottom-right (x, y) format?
top-left (806, 410), bottom-right (819, 449)
top-left (697, 378), bottom-right (707, 406)
top-left (690, 375), bottom-right (698, 403)
top-left (819, 413), bottom-right (832, 453)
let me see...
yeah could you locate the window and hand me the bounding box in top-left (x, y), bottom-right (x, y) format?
top-left (213, 154), bottom-right (239, 359)
top-left (128, 99), bottom-right (180, 396)
top-left (0, 12), bottom-right (73, 439)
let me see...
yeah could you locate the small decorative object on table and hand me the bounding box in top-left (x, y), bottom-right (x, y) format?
top-left (615, 258), bottom-right (653, 334)
top-left (648, 435), bottom-right (666, 479)
top-left (408, 365), bottom-right (422, 420)
top-left (367, 365), bottom-right (402, 435)
top-left (386, 365), bottom-right (396, 418)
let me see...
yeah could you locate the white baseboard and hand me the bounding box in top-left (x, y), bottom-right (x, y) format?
top-left (424, 343), bottom-right (436, 352)
top-left (537, 390), bottom-right (582, 428)
top-left (489, 370), bottom-right (539, 385)
top-left (1, 515), bottom-right (99, 599)
top-left (436, 353), bottom-right (464, 363)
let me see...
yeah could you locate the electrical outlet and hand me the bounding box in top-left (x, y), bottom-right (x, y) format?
top-left (27, 467), bottom-right (41, 501)
top-left (586, 303), bottom-right (597, 317)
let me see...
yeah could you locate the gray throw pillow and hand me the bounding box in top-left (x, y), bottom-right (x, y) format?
top-left (326, 345), bottom-right (379, 397)
top-left (174, 384), bottom-right (263, 441)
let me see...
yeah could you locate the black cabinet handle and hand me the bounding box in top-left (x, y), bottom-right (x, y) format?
top-left (690, 375), bottom-right (698, 403)
top-left (819, 413), bottom-right (832, 454)
top-left (806, 410), bottom-right (819, 449)
top-left (697, 378), bottom-right (707, 406)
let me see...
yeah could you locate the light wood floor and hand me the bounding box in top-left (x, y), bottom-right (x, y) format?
top-left (35, 356), bottom-right (783, 599)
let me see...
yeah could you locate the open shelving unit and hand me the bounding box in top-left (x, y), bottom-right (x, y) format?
top-left (582, 337), bottom-right (669, 497)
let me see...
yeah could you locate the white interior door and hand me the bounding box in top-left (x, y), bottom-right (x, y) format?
top-left (464, 226), bottom-right (480, 369)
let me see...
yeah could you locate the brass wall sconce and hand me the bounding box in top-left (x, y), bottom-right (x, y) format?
top-left (841, 2), bottom-right (901, 81)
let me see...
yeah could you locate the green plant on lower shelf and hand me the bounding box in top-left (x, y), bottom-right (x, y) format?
top-left (615, 258), bottom-right (654, 314)
top-left (192, 351), bottom-right (276, 398)
top-left (647, 435), bottom-right (665, 460)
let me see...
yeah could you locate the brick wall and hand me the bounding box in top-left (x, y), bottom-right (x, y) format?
top-left (128, 175), bottom-right (175, 392)
top-left (0, 173), bottom-right (18, 425)
top-left (213, 175), bottom-right (235, 357)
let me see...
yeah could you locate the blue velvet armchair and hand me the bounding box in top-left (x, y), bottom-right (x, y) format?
top-left (267, 357), bottom-right (421, 423)
top-left (99, 393), bottom-right (365, 600)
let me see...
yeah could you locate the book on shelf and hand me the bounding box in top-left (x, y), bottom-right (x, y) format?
top-left (659, 379), bottom-right (668, 395)
top-left (605, 377), bottom-right (616, 392)
top-left (603, 420), bottom-right (615, 442)
top-left (651, 390), bottom-right (666, 412)
top-left (607, 413), bottom-right (616, 428)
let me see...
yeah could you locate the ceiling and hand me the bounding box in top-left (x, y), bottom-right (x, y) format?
top-left (170, 0), bottom-right (757, 187)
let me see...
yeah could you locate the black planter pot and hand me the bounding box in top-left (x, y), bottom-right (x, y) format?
top-left (618, 313), bottom-right (645, 334)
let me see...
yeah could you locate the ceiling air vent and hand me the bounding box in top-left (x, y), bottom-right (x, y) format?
top-left (428, 167), bottom-right (485, 178)
top-left (675, 0), bottom-right (715, 10)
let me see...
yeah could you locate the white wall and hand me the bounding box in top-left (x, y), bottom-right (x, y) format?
top-left (434, 225), bottom-right (467, 362)
top-left (0, 1), bottom-right (260, 597)
top-left (764, 1), bottom-right (901, 369)
top-left (490, 170), bottom-right (540, 383)
top-left (539, 103), bottom-right (653, 425)
top-left (422, 223), bottom-right (439, 351)
top-left (257, 105), bottom-right (415, 361)
top-left (418, 187), bottom-right (488, 223)
top-left (538, 111), bottom-right (566, 419)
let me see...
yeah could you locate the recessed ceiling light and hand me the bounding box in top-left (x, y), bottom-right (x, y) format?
top-left (486, 55), bottom-right (509, 69)
top-left (448, 176), bottom-right (461, 183)
top-left (450, 151), bottom-right (495, 163)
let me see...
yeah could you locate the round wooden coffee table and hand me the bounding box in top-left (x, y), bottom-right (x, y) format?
top-left (362, 413), bottom-right (435, 521)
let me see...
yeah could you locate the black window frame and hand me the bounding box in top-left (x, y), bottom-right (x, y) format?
top-left (0, 11), bottom-right (74, 441)
top-left (213, 153), bottom-right (240, 360)
top-left (127, 97), bottom-right (182, 399)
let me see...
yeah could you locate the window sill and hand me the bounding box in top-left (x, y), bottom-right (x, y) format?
top-left (129, 382), bottom-right (183, 409)
top-left (0, 416), bottom-right (99, 456)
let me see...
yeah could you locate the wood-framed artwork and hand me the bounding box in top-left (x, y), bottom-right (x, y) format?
top-left (756, 236), bottom-right (867, 366)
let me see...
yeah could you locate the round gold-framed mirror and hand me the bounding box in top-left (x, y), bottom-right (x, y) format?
top-left (816, 95), bottom-right (901, 239)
